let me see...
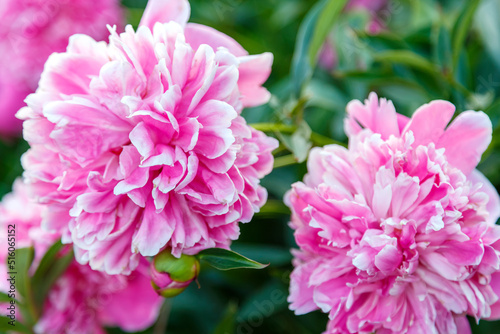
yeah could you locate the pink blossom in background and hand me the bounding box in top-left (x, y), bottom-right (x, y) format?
top-left (18, 0), bottom-right (278, 275)
top-left (346, 0), bottom-right (387, 12)
top-left (286, 93), bottom-right (500, 333)
top-left (0, 179), bottom-right (162, 334)
top-left (318, 0), bottom-right (387, 70)
top-left (0, 0), bottom-right (123, 136)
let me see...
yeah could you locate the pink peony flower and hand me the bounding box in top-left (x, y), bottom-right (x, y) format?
top-left (18, 0), bottom-right (278, 275)
top-left (0, 0), bottom-right (123, 136)
top-left (286, 92), bottom-right (500, 333)
top-left (0, 179), bottom-right (162, 334)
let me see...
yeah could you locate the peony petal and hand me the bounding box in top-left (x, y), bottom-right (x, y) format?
top-left (184, 23), bottom-right (247, 57)
top-left (132, 201), bottom-right (174, 256)
top-left (454, 316), bottom-right (472, 334)
top-left (140, 0), bottom-right (190, 30)
top-left (99, 260), bottom-right (162, 331)
top-left (237, 53), bottom-right (273, 107)
top-left (402, 100), bottom-right (456, 147)
top-left (345, 92), bottom-right (401, 139)
top-left (437, 111), bottom-right (492, 174)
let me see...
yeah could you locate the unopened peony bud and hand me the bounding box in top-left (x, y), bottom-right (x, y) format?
top-left (150, 251), bottom-right (200, 298)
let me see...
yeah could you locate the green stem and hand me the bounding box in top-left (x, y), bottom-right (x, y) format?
top-left (250, 122), bottom-right (347, 148)
top-left (273, 155), bottom-right (299, 168)
top-left (250, 123), bottom-right (296, 134)
top-left (153, 300), bottom-right (172, 334)
top-left (257, 199), bottom-right (291, 216)
top-left (310, 133), bottom-right (346, 147)
top-left (272, 145), bottom-right (289, 156)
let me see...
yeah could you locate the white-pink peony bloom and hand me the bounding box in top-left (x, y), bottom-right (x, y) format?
top-left (0, 0), bottom-right (123, 136)
top-left (286, 93), bottom-right (500, 333)
top-left (0, 179), bottom-right (162, 334)
top-left (18, 0), bottom-right (278, 275)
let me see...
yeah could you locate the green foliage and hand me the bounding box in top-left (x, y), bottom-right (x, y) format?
top-left (197, 248), bottom-right (269, 271)
top-left (31, 243), bottom-right (73, 311)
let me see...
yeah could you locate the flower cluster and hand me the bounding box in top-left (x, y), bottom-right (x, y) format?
top-left (0, 0), bottom-right (123, 136)
top-left (19, 0), bottom-right (278, 275)
top-left (0, 179), bottom-right (162, 334)
top-left (287, 93), bottom-right (500, 333)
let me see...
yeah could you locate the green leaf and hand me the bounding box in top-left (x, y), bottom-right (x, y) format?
top-left (291, 0), bottom-right (327, 97)
top-left (197, 248), bottom-right (269, 271)
top-left (276, 121), bottom-right (312, 163)
top-left (32, 248), bottom-right (73, 311)
top-left (31, 240), bottom-right (64, 285)
top-left (0, 292), bottom-right (12, 303)
top-left (432, 23), bottom-right (452, 71)
top-left (373, 50), bottom-right (438, 76)
top-left (121, 0), bottom-right (147, 9)
top-left (409, 0), bottom-right (440, 30)
top-left (307, 0), bottom-right (349, 67)
top-left (357, 31), bottom-right (409, 52)
top-left (212, 301), bottom-right (238, 334)
top-left (0, 316), bottom-right (32, 334)
top-left (14, 248), bottom-right (34, 301)
top-left (451, 0), bottom-right (480, 71)
top-left (475, 0), bottom-right (500, 71)
top-left (304, 79), bottom-right (348, 112)
top-left (231, 243), bottom-right (292, 267)
top-left (273, 154), bottom-right (299, 169)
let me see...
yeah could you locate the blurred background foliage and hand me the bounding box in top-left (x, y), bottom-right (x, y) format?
top-left (3, 0), bottom-right (500, 333)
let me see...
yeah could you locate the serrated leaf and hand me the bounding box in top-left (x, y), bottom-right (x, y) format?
top-left (0, 316), bottom-right (32, 334)
top-left (197, 248), bottom-right (268, 271)
top-left (308, 0), bottom-right (349, 67)
top-left (451, 0), bottom-right (480, 71)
